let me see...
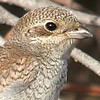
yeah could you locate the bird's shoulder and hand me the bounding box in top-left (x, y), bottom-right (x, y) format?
top-left (0, 47), bottom-right (38, 91)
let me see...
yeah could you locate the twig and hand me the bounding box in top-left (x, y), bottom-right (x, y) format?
top-left (0, 5), bottom-right (19, 26)
top-left (0, 36), bottom-right (5, 46)
top-left (53, 0), bottom-right (83, 10)
top-left (71, 48), bottom-right (100, 76)
top-left (0, 0), bottom-right (58, 10)
top-left (69, 9), bottom-right (100, 27)
top-left (0, 0), bottom-right (100, 27)
top-left (62, 84), bottom-right (100, 96)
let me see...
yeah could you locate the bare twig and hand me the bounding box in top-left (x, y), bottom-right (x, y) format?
top-left (0, 0), bottom-right (37, 10)
top-left (0, 36), bottom-right (5, 46)
top-left (0, 0), bottom-right (100, 27)
top-left (0, 6), bottom-right (19, 26)
top-left (62, 84), bottom-right (100, 96)
top-left (52, 0), bottom-right (83, 10)
top-left (52, 0), bottom-right (73, 7)
top-left (69, 9), bottom-right (100, 27)
top-left (0, 0), bottom-right (59, 10)
top-left (71, 48), bottom-right (100, 76)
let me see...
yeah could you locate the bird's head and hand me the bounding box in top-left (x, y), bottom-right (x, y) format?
top-left (6, 7), bottom-right (92, 55)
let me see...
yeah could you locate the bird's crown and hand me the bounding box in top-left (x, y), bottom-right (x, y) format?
top-left (14, 6), bottom-right (80, 37)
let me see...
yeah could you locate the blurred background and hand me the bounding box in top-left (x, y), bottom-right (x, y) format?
top-left (0, 0), bottom-right (100, 100)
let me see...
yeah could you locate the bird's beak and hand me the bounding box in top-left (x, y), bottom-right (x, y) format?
top-left (68, 28), bottom-right (93, 39)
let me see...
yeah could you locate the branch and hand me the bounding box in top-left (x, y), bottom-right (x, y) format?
top-left (0, 36), bottom-right (5, 46)
top-left (71, 48), bottom-right (100, 76)
top-left (62, 84), bottom-right (100, 96)
top-left (0, 0), bottom-right (100, 27)
top-left (0, 5), bottom-right (19, 26)
top-left (69, 9), bottom-right (100, 27)
top-left (0, 0), bottom-right (37, 10)
top-left (0, 0), bottom-right (59, 10)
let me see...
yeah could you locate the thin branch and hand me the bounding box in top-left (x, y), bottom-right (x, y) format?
top-left (69, 9), bottom-right (100, 27)
top-left (53, 0), bottom-right (83, 10)
top-left (0, 0), bottom-right (100, 27)
top-left (62, 84), bottom-right (100, 96)
top-left (0, 6), bottom-right (19, 26)
top-left (71, 48), bottom-right (100, 76)
top-left (0, 36), bottom-right (5, 46)
top-left (0, 0), bottom-right (58, 10)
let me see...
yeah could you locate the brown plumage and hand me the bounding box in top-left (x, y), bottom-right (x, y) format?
top-left (0, 7), bottom-right (92, 100)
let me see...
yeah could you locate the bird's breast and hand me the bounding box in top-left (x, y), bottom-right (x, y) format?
top-left (0, 52), bottom-right (68, 100)
top-left (25, 56), bottom-right (68, 100)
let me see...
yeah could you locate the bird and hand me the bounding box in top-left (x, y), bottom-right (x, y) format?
top-left (0, 6), bottom-right (92, 100)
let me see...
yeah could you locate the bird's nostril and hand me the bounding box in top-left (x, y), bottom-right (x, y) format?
top-left (62, 29), bottom-right (69, 33)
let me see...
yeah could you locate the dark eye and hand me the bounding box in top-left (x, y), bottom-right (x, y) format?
top-left (75, 28), bottom-right (78, 31)
top-left (45, 22), bottom-right (57, 31)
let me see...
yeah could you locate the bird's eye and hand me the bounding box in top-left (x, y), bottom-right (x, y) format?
top-left (75, 28), bottom-right (78, 31)
top-left (45, 22), bottom-right (57, 31)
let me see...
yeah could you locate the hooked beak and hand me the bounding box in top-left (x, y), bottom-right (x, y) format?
top-left (68, 28), bottom-right (93, 39)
